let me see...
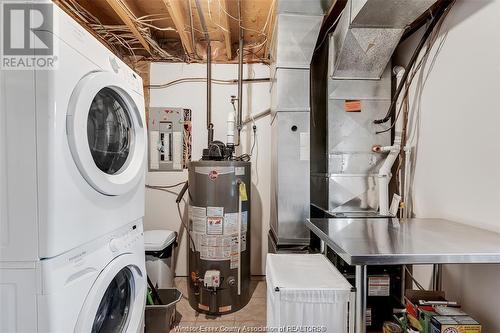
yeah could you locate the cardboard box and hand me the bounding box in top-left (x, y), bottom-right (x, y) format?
top-left (431, 316), bottom-right (481, 333)
top-left (405, 290), bottom-right (446, 318)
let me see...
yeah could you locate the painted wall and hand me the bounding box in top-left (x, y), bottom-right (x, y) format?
top-left (395, 0), bottom-right (500, 331)
top-left (145, 63), bottom-right (271, 276)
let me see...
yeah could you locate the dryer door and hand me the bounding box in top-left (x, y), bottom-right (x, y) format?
top-left (67, 71), bottom-right (146, 196)
top-left (75, 254), bottom-right (146, 333)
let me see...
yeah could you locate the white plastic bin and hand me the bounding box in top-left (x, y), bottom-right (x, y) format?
top-left (144, 230), bottom-right (177, 288)
top-left (266, 254), bottom-right (353, 333)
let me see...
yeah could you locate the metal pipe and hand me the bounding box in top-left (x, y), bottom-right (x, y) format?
top-left (432, 264), bottom-right (443, 291)
top-left (194, 0), bottom-right (213, 145)
top-left (241, 108), bottom-right (271, 126)
top-left (237, 37), bottom-right (243, 133)
top-left (234, 0), bottom-right (244, 147)
top-left (207, 42), bottom-right (213, 145)
top-left (355, 265), bottom-right (367, 333)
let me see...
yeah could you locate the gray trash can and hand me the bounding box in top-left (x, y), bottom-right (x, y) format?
top-left (144, 230), bottom-right (177, 288)
top-left (145, 288), bottom-right (182, 332)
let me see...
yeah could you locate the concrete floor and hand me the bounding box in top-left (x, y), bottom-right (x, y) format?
top-left (171, 276), bottom-right (267, 332)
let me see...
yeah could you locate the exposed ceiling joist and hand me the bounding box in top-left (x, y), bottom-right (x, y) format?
top-left (56, 0), bottom-right (275, 63)
top-left (103, 0), bottom-right (153, 56)
top-left (218, 0), bottom-right (233, 60)
top-left (162, 0), bottom-right (194, 56)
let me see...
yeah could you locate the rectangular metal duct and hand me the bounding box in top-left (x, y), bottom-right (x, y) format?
top-left (277, 0), bottom-right (332, 16)
top-left (331, 0), bottom-right (437, 79)
top-left (269, 4), bottom-right (325, 248)
top-left (270, 14), bottom-right (323, 70)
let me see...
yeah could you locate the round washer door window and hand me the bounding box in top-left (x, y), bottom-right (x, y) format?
top-left (92, 267), bottom-right (134, 333)
top-left (67, 71), bottom-right (146, 196)
top-left (87, 88), bottom-right (132, 175)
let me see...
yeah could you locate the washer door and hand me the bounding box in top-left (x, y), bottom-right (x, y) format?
top-left (67, 71), bottom-right (146, 196)
top-left (75, 254), bottom-right (146, 333)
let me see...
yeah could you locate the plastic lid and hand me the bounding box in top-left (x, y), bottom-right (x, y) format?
top-left (266, 254), bottom-right (352, 291)
top-left (144, 230), bottom-right (177, 251)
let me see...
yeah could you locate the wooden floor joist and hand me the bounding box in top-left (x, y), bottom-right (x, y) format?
top-left (103, 0), bottom-right (153, 55)
top-left (219, 0), bottom-right (233, 60)
top-left (163, 0), bottom-right (194, 57)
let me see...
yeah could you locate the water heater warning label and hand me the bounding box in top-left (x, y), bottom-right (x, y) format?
top-left (207, 217), bottom-right (223, 235)
top-left (190, 206), bottom-right (207, 233)
top-left (190, 205), bottom-right (248, 263)
top-left (207, 206), bottom-right (224, 216)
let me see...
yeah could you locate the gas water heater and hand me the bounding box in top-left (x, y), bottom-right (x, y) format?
top-left (187, 160), bottom-right (251, 314)
top-left (186, 2), bottom-right (252, 313)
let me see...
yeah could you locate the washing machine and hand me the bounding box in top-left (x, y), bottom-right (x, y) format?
top-left (0, 221), bottom-right (146, 333)
top-left (0, 3), bottom-right (147, 261)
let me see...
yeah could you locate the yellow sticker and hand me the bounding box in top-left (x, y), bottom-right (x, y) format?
top-left (239, 182), bottom-right (248, 201)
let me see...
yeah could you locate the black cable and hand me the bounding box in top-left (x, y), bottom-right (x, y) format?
top-left (176, 182), bottom-right (189, 204)
top-left (177, 201), bottom-right (196, 251)
top-left (250, 125), bottom-right (257, 156)
top-left (148, 77), bottom-right (270, 89)
top-left (373, 1), bottom-right (453, 125)
top-left (146, 181), bottom-right (186, 189)
top-left (313, 10), bottom-right (344, 53)
top-left (375, 1), bottom-right (453, 133)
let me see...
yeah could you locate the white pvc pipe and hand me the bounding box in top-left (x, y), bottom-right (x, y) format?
top-left (227, 110), bottom-right (235, 145)
top-left (378, 146), bottom-right (399, 215)
top-left (378, 66), bottom-right (405, 216)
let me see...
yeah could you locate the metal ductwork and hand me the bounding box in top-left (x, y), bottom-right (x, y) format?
top-left (330, 0), bottom-right (437, 79)
top-left (269, 1), bottom-right (326, 251)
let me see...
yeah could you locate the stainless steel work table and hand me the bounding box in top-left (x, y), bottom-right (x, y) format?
top-left (306, 218), bottom-right (500, 333)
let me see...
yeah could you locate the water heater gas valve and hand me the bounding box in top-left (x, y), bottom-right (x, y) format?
top-left (204, 270), bottom-right (221, 288)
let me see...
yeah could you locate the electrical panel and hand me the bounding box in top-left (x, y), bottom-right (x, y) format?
top-left (148, 107), bottom-right (191, 172)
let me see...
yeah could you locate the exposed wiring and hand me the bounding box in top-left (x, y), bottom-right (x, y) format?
top-left (148, 77), bottom-right (270, 89)
top-left (404, 10), bottom-right (451, 218)
top-left (250, 125), bottom-right (257, 157)
top-left (61, 0), bottom-right (184, 61)
top-left (314, 9), bottom-right (344, 53)
top-left (177, 201), bottom-right (196, 251)
top-left (374, 1), bottom-right (455, 125)
top-left (146, 182), bottom-right (196, 251)
top-left (212, 0), bottom-right (274, 61)
top-left (146, 181), bottom-right (187, 189)
top-left (375, 1), bottom-right (454, 134)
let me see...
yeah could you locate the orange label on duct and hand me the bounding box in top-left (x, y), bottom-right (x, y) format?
top-left (345, 100), bottom-right (362, 112)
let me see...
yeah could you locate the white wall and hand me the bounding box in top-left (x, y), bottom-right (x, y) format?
top-left (145, 63), bottom-right (271, 276)
top-left (395, 0), bottom-right (500, 331)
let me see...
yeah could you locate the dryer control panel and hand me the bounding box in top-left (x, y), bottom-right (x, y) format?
top-left (107, 224), bottom-right (143, 254)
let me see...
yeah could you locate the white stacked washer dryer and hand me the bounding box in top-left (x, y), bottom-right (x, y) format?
top-left (0, 3), bottom-right (147, 332)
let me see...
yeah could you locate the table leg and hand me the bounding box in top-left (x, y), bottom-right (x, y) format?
top-left (432, 264), bottom-right (443, 291)
top-left (355, 265), bottom-right (367, 333)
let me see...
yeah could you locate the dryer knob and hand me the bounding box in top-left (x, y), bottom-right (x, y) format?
top-left (109, 238), bottom-right (122, 252)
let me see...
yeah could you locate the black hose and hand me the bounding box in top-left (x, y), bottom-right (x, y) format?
top-left (176, 182), bottom-right (189, 204)
top-left (373, 1), bottom-right (452, 125)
